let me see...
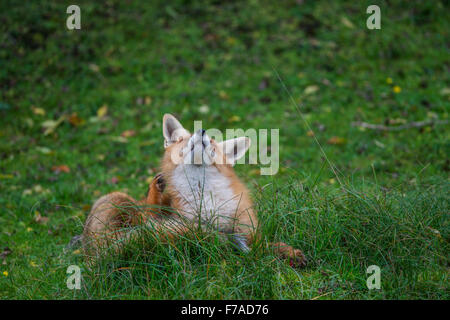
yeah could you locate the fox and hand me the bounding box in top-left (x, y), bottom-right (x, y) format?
top-left (80, 114), bottom-right (306, 267)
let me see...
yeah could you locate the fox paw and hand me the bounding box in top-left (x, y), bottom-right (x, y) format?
top-left (273, 242), bottom-right (307, 268)
top-left (154, 173), bottom-right (166, 192)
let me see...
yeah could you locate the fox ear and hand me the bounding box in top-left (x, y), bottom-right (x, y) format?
top-left (163, 114), bottom-right (189, 147)
top-left (217, 137), bottom-right (251, 166)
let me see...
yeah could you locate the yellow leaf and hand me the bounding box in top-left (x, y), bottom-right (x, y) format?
top-left (341, 16), bottom-right (355, 29)
top-left (42, 115), bottom-right (66, 136)
top-left (229, 115), bottom-right (241, 122)
top-left (327, 136), bottom-right (346, 145)
top-left (304, 85), bottom-right (319, 95)
top-left (89, 63), bottom-right (100, 72)
top-left (32, 106), bottom-right (46, 116)
top-left (97, 105), bottom-right (108, 118)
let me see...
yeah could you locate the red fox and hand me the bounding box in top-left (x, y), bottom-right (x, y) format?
top-left (81, 114), bottom-right (306, 267)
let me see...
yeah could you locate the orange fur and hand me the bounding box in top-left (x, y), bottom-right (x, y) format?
top-left (81, 114), bottom-right (306, 267)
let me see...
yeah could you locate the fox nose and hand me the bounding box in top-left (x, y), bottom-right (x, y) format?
top-left (195, 129), bottom-right (206, 137)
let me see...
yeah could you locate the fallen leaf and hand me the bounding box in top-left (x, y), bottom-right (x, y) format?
top-left (89, 63), bottom-right (100, 73)
top-left (34, 211), bottom-right (49, 225)
top-left (121, 130), bottom-right (136, 138)
top-left (110, 136), bottom-right (128, 143)
top-left (219, 90), bottom-right (229, 100)
top-left (374, 140), bottom-right (385, 148)
top-left (229, 115), bottom-right (241, 122)
top-left (68, 113), bottom-right (85, 126)
top-left (36, 146), bottom-right (52, 154)
top-left (304, 85), bottom-right (319, 95)
top-left (341, 16), bottom-right (355, 28)
top-left (110, 176), bottom-right (120, 184)
top-left (327, 136), bottom-right (346, 145)
top-left (42, 115), bottom-right (66, 136)
top-left (427, 227), bottom-right (441, 238)
top-left (440, 88), bottom-right (450, 96)
top-left (198, 105), bottom-right (210, 114)
top-left (52, 165), bottom-right (70, 173)
top-left (97, 105), bottom-right (108, 118)
top-left (32, 106), bottom-right (45, 116)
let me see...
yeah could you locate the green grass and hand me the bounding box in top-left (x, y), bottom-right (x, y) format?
top-left (0, 0), bottom-right (449, 299)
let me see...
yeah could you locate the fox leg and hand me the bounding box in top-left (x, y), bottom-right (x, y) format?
top-left (145, 173), bottom-right (171, 216)
top-left (234, 222), bottom-right (307, 267)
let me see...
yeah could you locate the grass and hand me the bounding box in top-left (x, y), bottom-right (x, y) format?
top-left (0, 0), bottom-right (449, 299)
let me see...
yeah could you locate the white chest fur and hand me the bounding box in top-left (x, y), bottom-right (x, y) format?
top-left (170, 165), bottom-right (240, 231)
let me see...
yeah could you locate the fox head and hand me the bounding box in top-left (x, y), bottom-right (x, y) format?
top-left (161, 114), bottom-right (251, 168)
top-left (160, 114), bottom-right (256, 241)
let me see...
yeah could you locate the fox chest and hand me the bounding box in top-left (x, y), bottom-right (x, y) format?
top-left (170, 166), bottom-right (239, 229)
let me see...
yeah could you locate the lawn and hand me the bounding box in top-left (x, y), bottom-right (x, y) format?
top-left (0, 0), bottom-right (448, 299)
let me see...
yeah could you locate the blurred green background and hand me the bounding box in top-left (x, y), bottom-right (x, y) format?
top-left (0, 1), bottom-right (448, 299)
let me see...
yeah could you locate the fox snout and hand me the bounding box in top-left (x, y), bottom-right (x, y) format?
top-left (184, 129), bottom-right (214, 165)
